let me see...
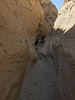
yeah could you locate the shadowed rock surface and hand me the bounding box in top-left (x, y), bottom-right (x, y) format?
top-left (20, 36), bottom-right (56, 100)
top-left (49, 0), bottom-right (75, 100)
top-left (20, 52), bottom-right (56, 100)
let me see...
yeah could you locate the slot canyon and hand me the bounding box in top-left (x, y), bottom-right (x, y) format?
top-left (0, 0), bottom-right (75, 100)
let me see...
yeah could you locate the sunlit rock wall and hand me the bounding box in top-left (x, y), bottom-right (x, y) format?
top-left (0, 0), bottom-right (57, 100)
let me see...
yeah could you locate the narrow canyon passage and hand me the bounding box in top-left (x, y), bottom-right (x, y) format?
top-left (0, 0), bottom-right (75, 100)
top-left (20, 50), bottom-right (56, 100)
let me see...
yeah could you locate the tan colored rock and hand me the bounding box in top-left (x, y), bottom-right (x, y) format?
top-left (50, 0), bottom-right (75, 100)
top-left (54, 0), bottom-right (75, 32)
top-left (0, 0), bottom-right (57, 100)
top-left (39, 0), bottom-right (58, 34)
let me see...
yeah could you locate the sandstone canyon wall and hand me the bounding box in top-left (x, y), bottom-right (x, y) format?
top-left (50, 0), bottom-right (75, 100)
top-left (0, 0), bottom-right (57, 100)
top-left (39, 0), bottom-right (58, 34)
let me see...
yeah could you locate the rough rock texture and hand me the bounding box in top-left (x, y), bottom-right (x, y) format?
top-left (39, 0), bottom-right (58, 34)
top-left (20, 34), bottom-right (57, 100)
top-left (50, 0), bottom-right (75, 100)
top-left (54, 0), bottom-right (75, 32)
top-left (0, 0), bottom-right (57, 100)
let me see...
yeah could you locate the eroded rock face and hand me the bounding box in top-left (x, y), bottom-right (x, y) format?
top-left (54, 0), bottom-right (75, 32)
top-left (0, 0), bottom-right (57, 100)
top-left (39, 0), bottom-right (58, 34)
top-left (50, 0), bottom-right (75, 100)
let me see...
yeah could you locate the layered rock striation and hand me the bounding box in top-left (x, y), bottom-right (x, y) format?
top-left (0, 0), bottom-right (57, 100)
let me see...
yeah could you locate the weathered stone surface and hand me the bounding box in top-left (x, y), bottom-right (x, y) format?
top-left (54, 0), bottom-right (75, 32)
top-left (50, 0), bottom-right (75, 100)
top-left (39, 0), bottom-right (58, 34)
top-left (0, 0), bottom-right (57, 100)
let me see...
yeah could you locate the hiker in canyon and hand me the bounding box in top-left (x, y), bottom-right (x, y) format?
top-left (35, 39), bottom-right (39, 50)
top-left (41, 35), bottom-right (45, 43)
top-left (35, 35), bottom-right (46, 50)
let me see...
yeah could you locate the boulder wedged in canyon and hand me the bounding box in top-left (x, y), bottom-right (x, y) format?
top-left (49, 0), bottom-right (75, 100)
top-left (0, 0), bottom-right (57, 100)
